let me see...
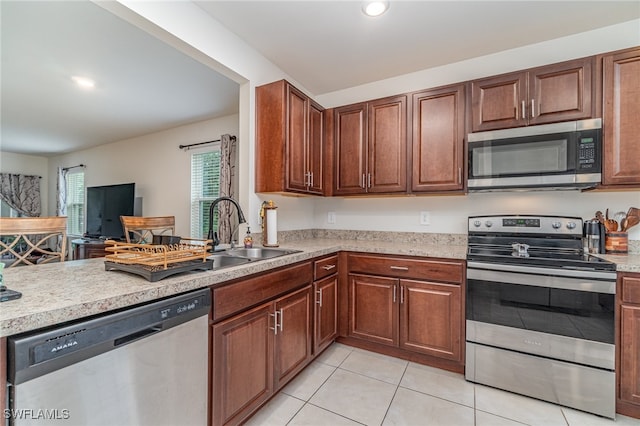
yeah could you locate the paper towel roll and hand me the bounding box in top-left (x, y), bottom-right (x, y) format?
top-left (266, 209), bottom-right (278, 246)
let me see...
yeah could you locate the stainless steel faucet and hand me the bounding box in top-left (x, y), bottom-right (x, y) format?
top-left (207, 197), bottom-right (247, 251)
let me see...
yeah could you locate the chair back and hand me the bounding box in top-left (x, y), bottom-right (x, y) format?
top-left (0, 217), bottom-right (67, 267)
top-left (120, 216), bottom-right (175, 244)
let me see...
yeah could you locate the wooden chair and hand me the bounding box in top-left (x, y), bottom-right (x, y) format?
top-left (0, 217), bottom-right (67, 267)
top-left (120, 216), bottom-right (176, 244)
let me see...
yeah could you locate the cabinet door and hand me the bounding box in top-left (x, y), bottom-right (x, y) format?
top-left (603, 48), bottom-right (640, 186)
top-left (367, 95), bottom-right (407, 193)
top-left (412, 85), bottom-right (464, 192)
top-left (528, 57), bottom-right (593, 126)
top-left (211, 303), bottom-right (274, 426)
top-left (274, 285), bottom-right (313, 388)
top-left (308, 101), bottom-right (325, 194)
top-left (286, 85), bottom-right (309, 192)
top-left (399, 279), bottom-right (462, 362)
top-left (334, 104), bottom-right (367, 194)
top-left (348, 273), bottom-right (398, 346)
top-left (314, 275), bottom-right (338, 354)
top-left (620, 303), bottom-right (640, 406)
top-left (471, 71), bottom-right (527, 132)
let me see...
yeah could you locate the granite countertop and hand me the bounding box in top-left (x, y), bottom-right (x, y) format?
top-left (0, 238), bottom-right (467, 338)
top-left (2, 237), bottom-right (639, 339)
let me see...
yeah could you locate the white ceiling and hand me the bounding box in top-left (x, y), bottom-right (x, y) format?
top-left (1, 1), bottom-right (638, 157)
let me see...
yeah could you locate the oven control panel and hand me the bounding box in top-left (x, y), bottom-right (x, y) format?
top-left (469, 215), bottom-right (582, 235)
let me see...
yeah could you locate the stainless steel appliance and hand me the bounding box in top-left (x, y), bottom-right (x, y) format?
top-left (7, 288), bottom-right (211, 426)
top-left (465, 215), bottom-right (617, 418)
top-left (467, 119), bottom-right (602, 191)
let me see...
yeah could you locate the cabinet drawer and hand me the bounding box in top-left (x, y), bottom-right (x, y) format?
top-left (622, 275), bottom-right (640, 304)
top-left (348, 253), bottom-right (463, 283)
top-left (314, 255), bottom-right (339, 280)
top-left (213, 262), bottom-right (313, 321)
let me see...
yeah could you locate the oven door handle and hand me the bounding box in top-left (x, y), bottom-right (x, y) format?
top-left (467, 261), bottom-right (616, 280)
top-left (467, 266), bottom-right (615, 294)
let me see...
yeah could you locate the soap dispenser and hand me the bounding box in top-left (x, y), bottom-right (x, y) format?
top-left (243, 227), bottom-right (253, 249)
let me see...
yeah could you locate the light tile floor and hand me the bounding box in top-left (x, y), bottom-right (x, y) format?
top-left (246, 343), bottom-right (640, 426)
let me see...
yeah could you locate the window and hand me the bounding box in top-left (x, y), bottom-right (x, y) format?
top-left (66, 171), bottom-right (85, 235)
top-left (190, 150), bottom-right (221, 238)
top-left (0, 200), bottom-right (21, 217)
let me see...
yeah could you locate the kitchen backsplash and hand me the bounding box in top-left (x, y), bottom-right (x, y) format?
top-left (253, 229), bottom-right (639, 254)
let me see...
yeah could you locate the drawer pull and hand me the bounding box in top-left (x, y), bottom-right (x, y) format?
top-left (390, 266), bottom-right (409, 271)
top-left (321, 264), bottom-right (336, 271)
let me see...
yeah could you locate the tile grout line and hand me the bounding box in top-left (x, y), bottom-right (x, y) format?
top-left (380, 360), bottom-right (410, 425)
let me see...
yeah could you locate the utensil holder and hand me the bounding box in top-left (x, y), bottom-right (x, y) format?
top-left (605, 232), bottom-right (628, 254)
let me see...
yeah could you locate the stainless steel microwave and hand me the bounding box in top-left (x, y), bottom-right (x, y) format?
top-left (467, 119), bottom-right (602, 191)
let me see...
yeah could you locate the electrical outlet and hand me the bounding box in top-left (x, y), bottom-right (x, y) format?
top-left (419, 211), bottom-right (430, 225)
top-left (327, 212), bottom-right (336, 224)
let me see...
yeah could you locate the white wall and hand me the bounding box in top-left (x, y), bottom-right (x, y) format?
top-left (47, 115), bottom-right (239, 237)
top-left (0, 152), bottom-right (49, 216)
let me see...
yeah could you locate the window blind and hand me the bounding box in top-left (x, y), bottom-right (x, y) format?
top-left (191, 150), bottom-right (221, 238)
top-left (66, 171), bottom-right (85, 235)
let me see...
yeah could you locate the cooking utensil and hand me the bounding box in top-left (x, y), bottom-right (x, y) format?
top-left (621, 217), bottom-right (628, 232)
top-left (606, 208), bottom-right (609, 220)
top-left (625, 214), bottom-right (640, 231)
top-left (595, 211), bottom-right (605, 224)
top-left (605, 219), bottom-right (618, 233)
top-left (613, 211), bottom-right (627, 230)
top-left (627, 207), bottom-right (639, 219)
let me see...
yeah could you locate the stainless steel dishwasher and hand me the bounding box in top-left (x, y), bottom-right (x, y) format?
top-left (7, 288), bottom-right (211, 426)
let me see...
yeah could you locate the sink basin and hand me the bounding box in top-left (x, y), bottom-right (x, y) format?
top-left (225, 247), bottom-right (301, 260)
top-left (207, 247), bottom-right (300, 270)
top-left (207, 254), bottom-right (252, 269)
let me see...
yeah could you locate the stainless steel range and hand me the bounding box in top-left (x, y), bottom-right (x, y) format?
top-left (465, 215), bottom-right (617, 419)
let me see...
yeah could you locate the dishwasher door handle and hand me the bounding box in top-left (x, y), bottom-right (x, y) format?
top-left (114, 325), bottom-right (162, 347)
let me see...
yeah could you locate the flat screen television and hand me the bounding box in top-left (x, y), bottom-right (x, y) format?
top-left (85, 183), bottom-right (135, 240)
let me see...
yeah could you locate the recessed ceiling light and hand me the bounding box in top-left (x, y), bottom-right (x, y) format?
top-left (72, 76), bottom-right (95, 89)
top-left (362, 1), bottom-right (389, 17)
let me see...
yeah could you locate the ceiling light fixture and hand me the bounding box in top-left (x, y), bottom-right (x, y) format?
top-left (72, 76), bottom-right (95, 89)
top-left (362, 1), bottom-right (389, 17)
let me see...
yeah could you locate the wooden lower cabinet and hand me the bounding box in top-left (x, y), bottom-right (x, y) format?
top-left (345, 254), bottom-right (464, 370)
top-left (400, 279), bottom-right (461, 361)
top-left (618, 273), bottom-right (640, 419)
top-left (211, 284), bottom-right (312, 426)
top-left (314, 275), bottom-right (338, 354)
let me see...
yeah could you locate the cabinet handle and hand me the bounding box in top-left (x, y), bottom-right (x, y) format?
top-left (400, 286), bottom-right (405, 304)
top-left (531, 99), bottom-right (536, 118)
top-left (316, 289), bottom-right (323, 307)
top-left (321, 264), bottom-right (336, 271)
top-left (270, 311), bottom-right (279, 335)
top-left (458, 167), bottom-right (462, 184)
top-left (521, 100), bottom-right (526, 120)
top-left (367, 173), bottom-right (371, 188)
top-left (279, 308), bottom-right (284, 332)
top-left (390, 266), bottom-right (409, 271)
top-left (393, 285), bottom-right (397, 303)
top-left (362, 174), bottom-right (366, 189)
top-left (310, 172), bottom-right (314, 188)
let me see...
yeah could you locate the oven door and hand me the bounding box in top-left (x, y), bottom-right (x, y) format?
top-left (466, 261), bottom-right (615, 369)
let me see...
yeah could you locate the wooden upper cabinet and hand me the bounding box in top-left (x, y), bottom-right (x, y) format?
top-left (256, 80), bottom-right (325, 195)
top-left (334, 96), bottom-right (407, 195)
top-left (471, 57), bottom-right (594, 132)
top-left (368, 96), bottom-right (407, 193)
top-left (602, 48), bottom-right (640, 186)
top-left (412, 84), bottom-right (465, 192)
top-left (471, 71), bottom-right (526, 131)
top-left (334, 103), bottom-right (368, 195)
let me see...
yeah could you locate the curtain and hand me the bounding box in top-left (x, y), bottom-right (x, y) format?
top-left (0, 173), bottom-right (41, 217)
top-left (57, 167), bottom-right (68, 216)
top-left (217, 134), bottom-right (236, 243)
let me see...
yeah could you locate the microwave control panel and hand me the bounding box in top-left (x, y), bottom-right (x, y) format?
top-left (578, 137), bottom-right (596, 170)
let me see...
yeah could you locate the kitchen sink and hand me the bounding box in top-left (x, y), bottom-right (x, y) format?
top-left (207, 247), bottom-right (301, 270)
top-left (225, 247), bottom-right (301, 259)
top-left (207, 254), bottom-right (252, 269)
